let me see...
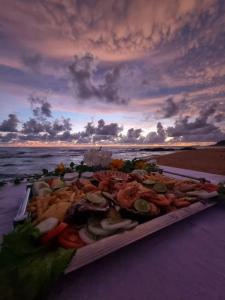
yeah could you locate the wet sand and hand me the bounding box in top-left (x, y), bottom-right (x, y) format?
top-left (155, 148), bottom-right (225, 175)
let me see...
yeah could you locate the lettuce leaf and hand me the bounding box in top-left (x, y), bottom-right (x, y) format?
top-left (0, 222), bottom-right (75, 300)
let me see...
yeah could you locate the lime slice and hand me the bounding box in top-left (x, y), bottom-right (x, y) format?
top-left (86, 192), bottom-right (107, 205)
top-left (153, 183), bottom-right (167, 193)
top-left (134, 199), bottom-right (150, 213)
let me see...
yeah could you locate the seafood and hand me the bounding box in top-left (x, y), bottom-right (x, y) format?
top-left (94, 170), bottom-right (129, 182)
top-left (117, 184), bottom-right (140, 208)
top-left (27, 160), bottom-right (218, 249)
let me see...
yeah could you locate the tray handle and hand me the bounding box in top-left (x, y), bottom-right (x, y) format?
top-left (13, 185), bottom-right (31, 225)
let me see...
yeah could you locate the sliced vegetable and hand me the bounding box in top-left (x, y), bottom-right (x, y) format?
top-left (88, 218), bottom-right (114, 236)
top-left (123, 220), bottom-right (138, 230)
top-left (142, 179), bottom-right (156, 186)
top-left (134, 198), bottom-right (150, 213)
top-left (58, 227), bottom-right (85, 249)
top-left (36, 218), bottom-right (59, 234)
top-left (78, 228), bottom-right (97, 244)
top-left (201, 183), bottom-right (218, 193)
top-left (0, 222), bottom-right (75, 300)
top-left (86, 192), bottom-right (107, 205)
top-left (153, 183), bottom-right (167, 193)
top-left (41, 223), bottom-right (68, 244)
top-left (101, 218), bottom-right (132, 231)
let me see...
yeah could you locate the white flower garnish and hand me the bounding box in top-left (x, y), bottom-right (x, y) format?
top-left (83, 149), bottom-right (112, 167)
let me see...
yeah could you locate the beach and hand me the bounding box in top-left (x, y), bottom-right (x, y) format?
top-left (156, 148), bottom-right (225, 175)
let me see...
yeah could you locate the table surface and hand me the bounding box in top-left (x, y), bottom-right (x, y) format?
top-left (0, 167), bottom-right (225, 300)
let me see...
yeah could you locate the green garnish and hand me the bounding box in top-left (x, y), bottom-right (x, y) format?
top-left (0, 222), bottom-right (75, 300)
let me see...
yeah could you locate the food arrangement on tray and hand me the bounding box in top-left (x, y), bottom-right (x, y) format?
top-left (26, 169), bottom-right (219, 249)
top-left (0, 149), bottom-right (224, 300)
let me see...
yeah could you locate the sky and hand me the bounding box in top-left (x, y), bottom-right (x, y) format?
top-left (0, 0), bottom-right (225, 146)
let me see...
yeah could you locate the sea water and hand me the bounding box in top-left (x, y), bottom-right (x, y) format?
top-left (0, 147), bottom-right (174, 180)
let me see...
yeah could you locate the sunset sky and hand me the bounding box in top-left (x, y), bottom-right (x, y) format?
top-left (0, 0), bottom-right (225, 145)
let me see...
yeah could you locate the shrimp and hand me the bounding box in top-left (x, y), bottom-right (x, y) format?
top-left (138, 191), bottom-right (171, 207)
top-left (82, 184), bottom-right (98, 193)
top-left (117, 184), bottom-right (139, 208)
top-left (174, 199), bottom-right (190, 208)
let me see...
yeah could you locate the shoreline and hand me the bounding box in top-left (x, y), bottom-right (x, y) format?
top-left (151, 148), bottom-right (225, 176)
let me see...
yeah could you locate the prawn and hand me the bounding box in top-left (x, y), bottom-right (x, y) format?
top-left (138, 191), bottom-right (171, 207)
top-left (117, 185), bottom-right (139, 208)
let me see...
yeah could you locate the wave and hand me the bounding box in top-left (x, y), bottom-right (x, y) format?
top-left (1, 163), bottom-right (16, 167)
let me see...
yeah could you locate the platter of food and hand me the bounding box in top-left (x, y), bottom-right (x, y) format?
top-left (2, 155), bottom-right (224, 300)
top-left (13, 161), bottom-right (219, 273)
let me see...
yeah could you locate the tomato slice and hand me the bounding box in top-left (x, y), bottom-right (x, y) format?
top-left (58, 227), bottom-right (86, 249)
top-left (202, 183), bottom-right (218, 193)
top-left (41, 222), bottom-right (68, 244)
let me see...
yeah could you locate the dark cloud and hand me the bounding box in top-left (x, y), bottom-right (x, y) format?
top-left (22, 118), bottom-right (48, 134)
top-left (0, 114), bottom-right (19, 132)
top-left (75, 119), bottom-right (123, 143)
top-left (22, 117), bottom-right (72, 140)
top-left (163, 98), bottom-right (179, 118)
top-left (215, 113), bottom-right (225, 122)
top-left (120, 128), bottom-right (143, 143)
top-left (29, 95), bottom-right (52, 118)
top-left (167, 115), bottom-right (225, 142)
top-left (69, 53), bottom-right (128, 104)
top-left (144, 122), bottom-right (166, 144)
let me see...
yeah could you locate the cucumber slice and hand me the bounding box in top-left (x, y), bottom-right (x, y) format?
top-left (153, 183), bottom-right (167, 193)
top-left (134, 199), bottom-right (150, 213)
top-left (88, 219), bottom-right (114, 236)
top-left (124, 221), bottom-right (138, 230)
top-left (101, 218), bottom-right (132, 230)
top-left (78, 228), bottom-right (96, 244)
top-left (86, 192), bottom-right (107, 205)
top-left (36, 217), bottom-right (59, 234)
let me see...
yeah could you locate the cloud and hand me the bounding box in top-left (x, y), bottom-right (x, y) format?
top-left (120, 128), bottom-right (143, 143)
top-left (75, 119), bottom-right (123, 143)
top-left (167, 114), bottom-right (225, 142)
top-left (0, 114), bottom-right (19, 132)
top-left (163, 98), bottom-right (179, 118)
top-left (69, 53), bottom-right (128, 104)
top-left (29, 94), bottom-right (52, 118)
top-left (0, 0), bottom-right (225, 144)
top-left (144, 122), bottom-right (166, 144)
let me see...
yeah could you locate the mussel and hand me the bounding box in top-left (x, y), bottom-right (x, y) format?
top-left (64, 198), bottom-right (110, 225)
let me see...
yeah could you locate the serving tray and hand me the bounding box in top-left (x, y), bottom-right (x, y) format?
top-left (13, 170), bottom-right (219, 274)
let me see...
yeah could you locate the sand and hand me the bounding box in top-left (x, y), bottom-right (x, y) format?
top-left (155, 148), bottom-right (225, 175)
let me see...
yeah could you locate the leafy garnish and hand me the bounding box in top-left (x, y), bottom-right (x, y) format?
top-left (0, 222), bottom-right (75, 300)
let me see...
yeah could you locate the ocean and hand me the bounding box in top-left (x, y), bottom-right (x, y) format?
top-left (0, 147), bottom-right (174, 180)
